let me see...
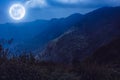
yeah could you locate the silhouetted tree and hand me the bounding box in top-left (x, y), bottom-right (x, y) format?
top-left (0, 44), bottom-right (2, 53)
top-left (29, 53), bottom-right (36, 65)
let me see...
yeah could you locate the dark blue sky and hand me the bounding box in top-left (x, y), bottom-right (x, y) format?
top-left (0, 0), bottom-right (120, 23)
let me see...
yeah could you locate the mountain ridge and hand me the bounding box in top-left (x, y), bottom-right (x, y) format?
top-left (39, 6), bottom-right (120, 63)
top-left (0, 13), bottom-right (83, 53)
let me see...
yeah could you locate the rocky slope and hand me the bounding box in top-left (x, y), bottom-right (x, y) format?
top-left (85, 38), bottom-right (120, 65)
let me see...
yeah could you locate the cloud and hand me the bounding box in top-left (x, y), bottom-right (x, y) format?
top-left (24, 0), bottom-right (120, 8)
top-left (25, 0), bottom-right (48, 8)
top-left (46, 0), bottom-right (106, 8)
top-left (56, 0), bottom-right (81, 4)
top-left (50, 0), bottom-right (120, 8)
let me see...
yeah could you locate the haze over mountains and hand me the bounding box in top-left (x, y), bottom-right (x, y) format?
top-left (0, 6), bottom-right (120, 80)
top-left (0, 13), bottom-right (83, 52)
top-left (0, 7), bottom-right (120, 65)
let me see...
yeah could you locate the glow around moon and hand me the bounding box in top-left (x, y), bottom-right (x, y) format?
top-left (9, 4), bottom-right (26, 20)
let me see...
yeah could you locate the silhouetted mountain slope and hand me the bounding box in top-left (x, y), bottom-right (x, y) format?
top-left (0, 20), bottom-right (49, 41)
top-left (0, 14), bottom-right (83, 52)
top-left (78, 7), bottom-right (120, 33)
top-left (86, 38), bottom-right (120, 65)
top-left (19, 13), bottom-right (83, 51)
top-left (39, 7), bottom-right (120, 63)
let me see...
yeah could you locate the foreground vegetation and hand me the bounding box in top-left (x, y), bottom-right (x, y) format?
top-left (0, 45), bottom-right (120, 80)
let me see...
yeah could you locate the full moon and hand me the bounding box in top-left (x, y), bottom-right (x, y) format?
top-left (9, 4), bottom-right (26, 20)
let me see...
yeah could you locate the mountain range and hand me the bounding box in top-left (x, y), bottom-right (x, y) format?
top-left (0, 6), bottom-right (120, 65)
top-left (0, 13), bottom-right (83, 53)
top-left (39, 7), bottom-right (120, 64)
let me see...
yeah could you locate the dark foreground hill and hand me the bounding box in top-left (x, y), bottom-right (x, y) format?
top-left (0, 43), bottom-right (119, 80)
top-left (85, 38), bottom-right (120, 65)
top-left (39, 7), bottom-right (120, 63)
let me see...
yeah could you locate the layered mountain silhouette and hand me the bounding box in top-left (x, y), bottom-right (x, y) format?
top-left (0, 13), bottom-right (83, 52)
top-left (39, 7), bottom-right (120, 63)
top-left (0, 6), bottom-right (120, 64)
top-left (19, 13), bottom-right (83, 51)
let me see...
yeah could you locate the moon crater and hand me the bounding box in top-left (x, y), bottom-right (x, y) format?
top-left (9, 4), bottom-right (26, 20)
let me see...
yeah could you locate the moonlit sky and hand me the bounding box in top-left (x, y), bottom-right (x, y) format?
top-left (0, 0), bottom-right (120, 23)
